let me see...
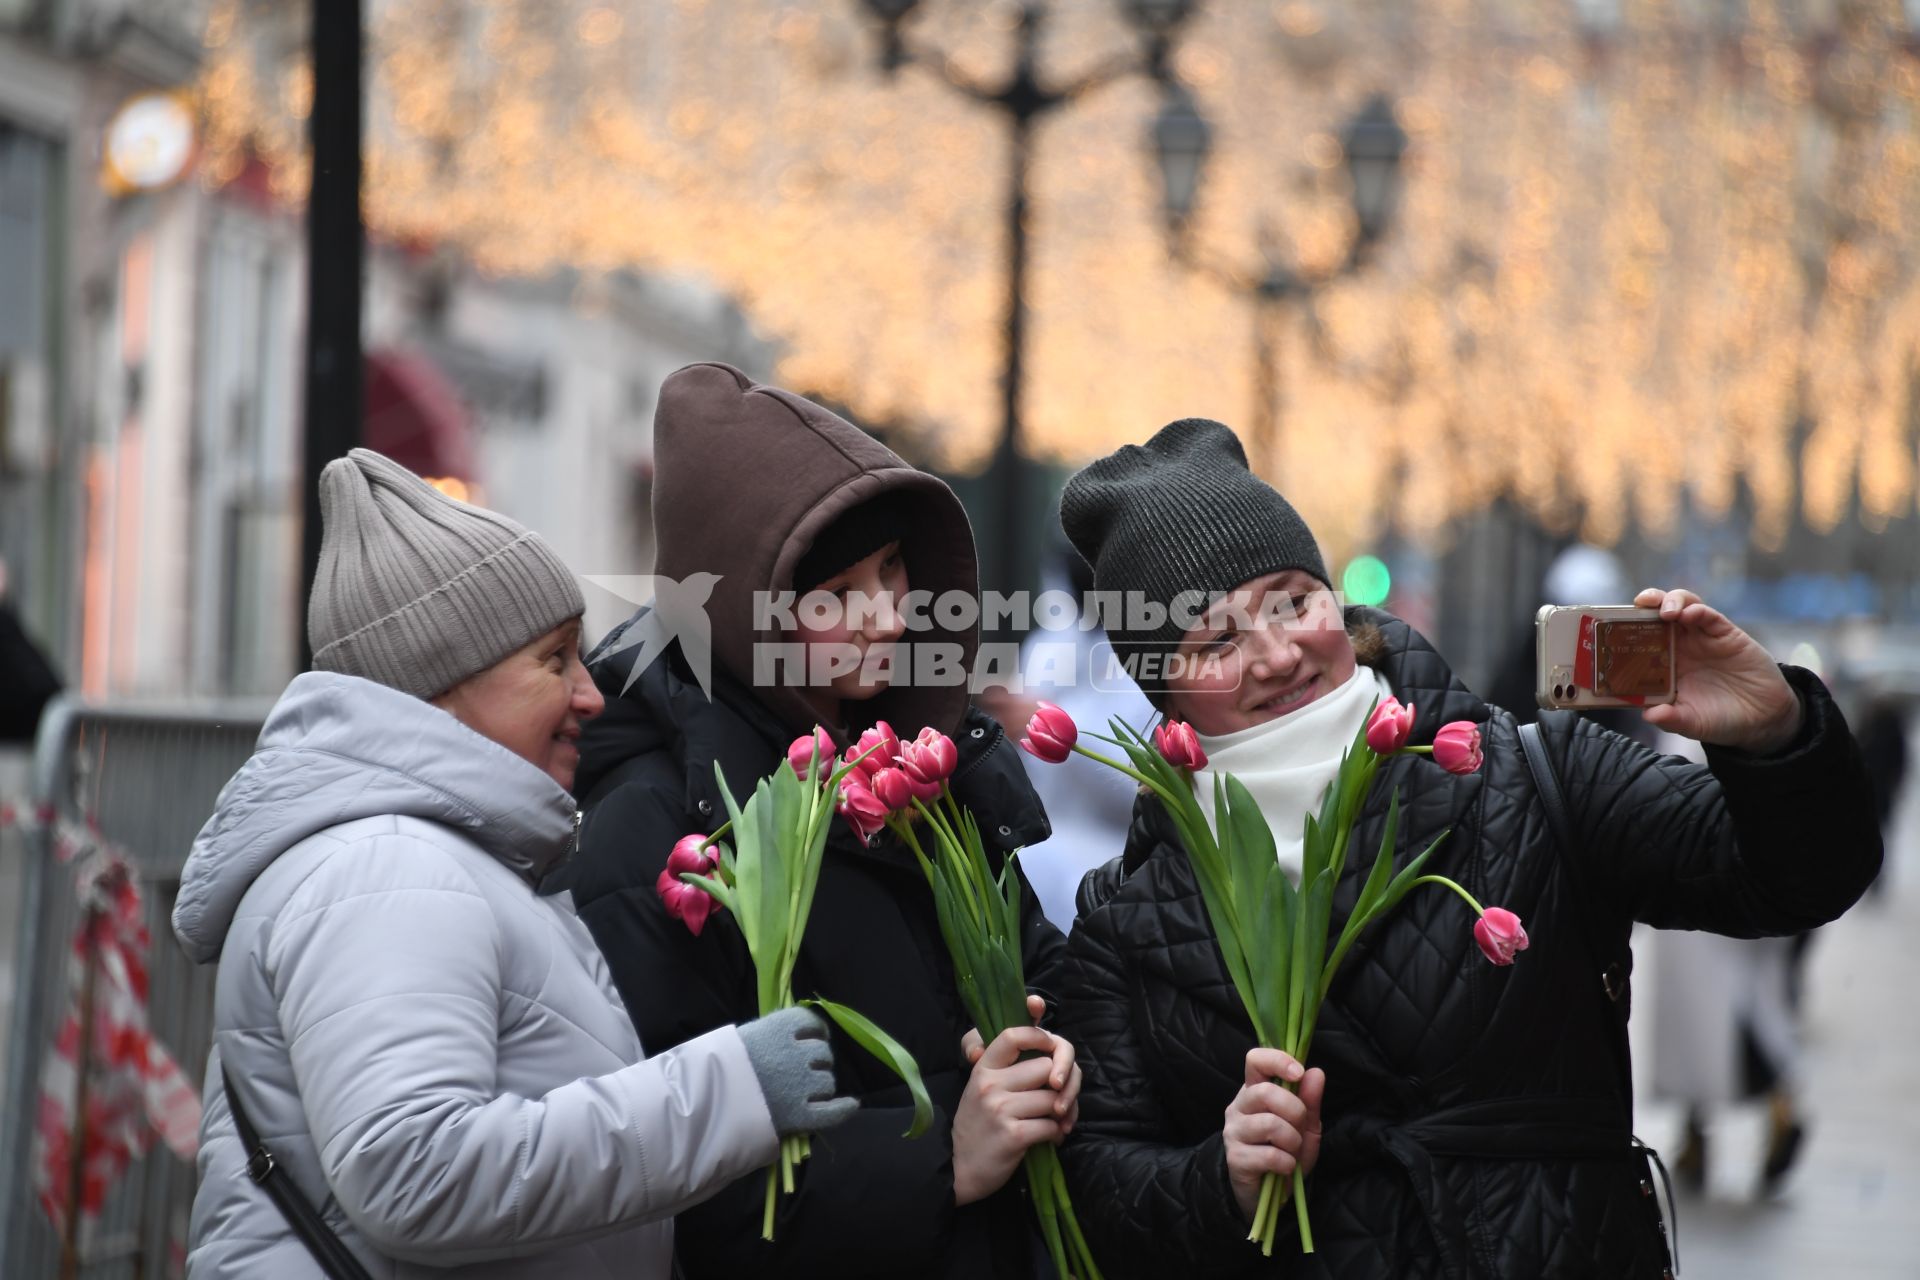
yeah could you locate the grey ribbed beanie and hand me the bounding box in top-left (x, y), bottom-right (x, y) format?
top-left (308, 449), bottom-right (586, 699)
top-left (1060, 418), bottom-right (1328, 704)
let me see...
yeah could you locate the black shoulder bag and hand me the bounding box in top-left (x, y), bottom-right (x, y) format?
top-left (221, 1065), bottom-right (375, 1280)
top-left (1518, 720), bottom-right (1680, 1276)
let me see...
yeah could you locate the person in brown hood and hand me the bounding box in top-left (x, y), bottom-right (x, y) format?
top-left (548, 362), bottom-right (1077, 1279)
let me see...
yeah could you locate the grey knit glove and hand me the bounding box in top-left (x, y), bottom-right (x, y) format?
top-left (738, 1007), bottom-right (858, 1137)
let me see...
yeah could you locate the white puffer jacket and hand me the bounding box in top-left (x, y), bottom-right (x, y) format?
top-left (174, 672), bottom-right (777, 1279)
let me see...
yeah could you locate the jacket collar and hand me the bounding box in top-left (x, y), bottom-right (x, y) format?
top-left (1349, 607), bottom-right (1488, 738)
top-left (176, 672), bottom-right (579, 963)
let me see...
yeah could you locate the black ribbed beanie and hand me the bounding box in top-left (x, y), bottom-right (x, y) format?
top-left (1059, 417), bottom-right (1329, 703)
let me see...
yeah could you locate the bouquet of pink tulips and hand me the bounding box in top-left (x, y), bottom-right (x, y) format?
top-left (1021, 697), bottom-right (1526, 1257)
top-left (830, 720), bottom-right (1104, 1280)
top-left (656, 731), bottom-right (932, 1241)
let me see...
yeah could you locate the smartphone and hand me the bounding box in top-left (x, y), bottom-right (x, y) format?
top-left (1535, 605), bottom-right (1677, 711)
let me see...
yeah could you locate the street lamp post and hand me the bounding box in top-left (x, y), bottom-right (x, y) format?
top-left (300, 0), bottom-right (365, 667)
top-left (1152, 90), bottom-right (1407, 477)
top-left (859, 0), bottom-right (1195, 605)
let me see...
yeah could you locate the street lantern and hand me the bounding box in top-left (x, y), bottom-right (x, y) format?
top-left (1119, 0), bottom-right (1196, 39)
top-left (1152, 84), bottom-right (1211, 236)
top-left (1120, 0), bottom-right (1196, 81)
top-left (857, 0), bottom-right (1194, 602)
top-left (860, 0), bottom-right (924, 73)
top-left (1151, 91), bottom-right (1405, 480)
top-left (1341, 93), bottom-right (1408, 247)
top-left (859, 0), bottom-right (922, 21)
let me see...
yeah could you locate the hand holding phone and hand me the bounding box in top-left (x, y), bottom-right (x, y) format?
top-left (1627, 587), bottom-right (1805, 752)
top-left (1535, 591), bottom-right (1803, 752)
top-left (1535, 605), bottom-right (1677, 711)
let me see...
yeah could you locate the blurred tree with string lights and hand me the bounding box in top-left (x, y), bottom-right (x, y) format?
top-left (198, 0), bottom-right (1920, 578)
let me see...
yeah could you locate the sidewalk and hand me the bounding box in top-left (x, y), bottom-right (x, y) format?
top-left (1671, 818), bottom-right (1920, 1277)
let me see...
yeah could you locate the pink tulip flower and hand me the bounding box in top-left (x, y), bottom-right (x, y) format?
top-left (837, 774), bottom-right (891, 843)
top-left (899, 727), bottom-right (959, 788)
top-left (870, 767), bottom-right (917, 814)
top-left (1473, 907), bottom-right (1530, 966)
top-left (665, 833), bottom-right (719, 878)
top-left (657, 866), bottom-right (715, 937)
top-left (1019, 702), bottom-right (1077, 764)
top-left (846, 721), bottom-right (902, 778)
top-left (1153, 721), bottom-right (1208, 771)
top-left (1432, 721), bottom-right (1484, 775)
top-left (788, 726), bottom-right (837, 782)
top-left (1365, 697), bottom-right (1416, 755)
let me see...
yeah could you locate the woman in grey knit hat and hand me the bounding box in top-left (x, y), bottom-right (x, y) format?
top-left (173, 449), bottom-right (855, 1280)
top-left (1049, 417), bottom-right (1879, 1279)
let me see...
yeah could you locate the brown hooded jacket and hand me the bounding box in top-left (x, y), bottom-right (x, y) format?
top-left (561, 364), bottom-right (1064, 1279)
top-left (651, 361), bottom-right (978, 739)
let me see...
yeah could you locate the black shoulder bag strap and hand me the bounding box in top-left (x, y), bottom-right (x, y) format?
top-left (1516, 722), bottom-right (1633, 1037)
top-left (1518, 720), bottom-right (1680, 1274)
top-left (221, 1064), bottom-right (375, 1280)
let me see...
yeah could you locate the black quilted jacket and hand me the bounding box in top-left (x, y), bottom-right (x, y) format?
top-left (1057, 611), bottom-right (1880, 1280)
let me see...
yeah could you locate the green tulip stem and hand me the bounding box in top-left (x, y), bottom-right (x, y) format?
top-left (1250, 1172), bottom-right (1278, 1245)
top-left (905, 796), bottom-right (978, 933)
top-left (1406, 874), bottom-right (1486, 916)
top-left (1028, 1147), bottom-right (1070, 1280)
top-left (1069, 743), bottom-right (1185, 809)
top-left (1051, 1147), bottom-right (1104, 1279)
top-left (910, 795), bottom-right (955, 846)
top-left (940, 788), bottom-right (970, 842)
top-left (891, 814), bottom-right (937, 877)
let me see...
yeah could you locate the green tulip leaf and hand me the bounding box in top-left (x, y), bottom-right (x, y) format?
top-left (1375, 832), bottom-right (1449, 919)
top-left (713, 764), bottom-right (760, 956)
top-left (680, 869), bottom-right (738, 918)
top-left (804, 998), bottom-right (934, 1139)
top-left (1346, 789), bottom-right (1401, 942)
top-left (1224, 774), bottom-right (1278, 914)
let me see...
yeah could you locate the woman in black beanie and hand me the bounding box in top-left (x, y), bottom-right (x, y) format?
top-left (1049, 417), bottom-right (1880, 1278)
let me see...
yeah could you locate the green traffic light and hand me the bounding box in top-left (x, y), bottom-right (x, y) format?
top-left (1343, 554), bottom-right (1392, 607)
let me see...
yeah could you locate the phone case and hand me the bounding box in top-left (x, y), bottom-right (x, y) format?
top-left (1534, 605), bottom-right (1677, 711)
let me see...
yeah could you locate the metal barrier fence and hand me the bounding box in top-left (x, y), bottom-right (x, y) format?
top-left (1, 696), bottom-right (270, 1280)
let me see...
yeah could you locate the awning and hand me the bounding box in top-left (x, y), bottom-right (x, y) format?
top-left (363, 348), bottom-right (477, 482)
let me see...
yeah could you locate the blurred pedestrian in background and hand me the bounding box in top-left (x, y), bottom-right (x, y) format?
top-left (1636, 731), bottom-right (1810, 1201)
top-left (1857, 695), bottom-right (1909, 899)
top-left (0, 557), bottom-right (61, 745)
top-left (173, 450), bottom-right (845, 1279)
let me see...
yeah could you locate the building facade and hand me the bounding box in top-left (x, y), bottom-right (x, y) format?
top-left (2, 0), bottom-right (774, 702)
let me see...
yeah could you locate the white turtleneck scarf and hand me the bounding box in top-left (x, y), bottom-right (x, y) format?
top-left (1190, 664), bottom-right (1396, 888)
